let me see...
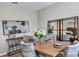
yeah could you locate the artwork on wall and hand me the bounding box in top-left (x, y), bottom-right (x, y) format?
top-left (2, 20), bottom-right (30, 35)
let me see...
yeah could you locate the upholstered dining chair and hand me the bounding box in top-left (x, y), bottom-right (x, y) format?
top-left (64, 43), bottom-right (79, 57)
top-left (20, 41), bottom-right (36, 57)
top-left (46, 34), bottom-right (56, 42)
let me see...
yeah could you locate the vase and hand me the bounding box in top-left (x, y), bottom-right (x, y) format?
top-left (38, 39), bottom-right (43, 44)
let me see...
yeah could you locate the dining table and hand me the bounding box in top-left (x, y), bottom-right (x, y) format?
top-left (35, 41), bottom-right (68, 57)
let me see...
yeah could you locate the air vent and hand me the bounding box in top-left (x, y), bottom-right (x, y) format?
top-left (12, 2), bottom-right (18, 4)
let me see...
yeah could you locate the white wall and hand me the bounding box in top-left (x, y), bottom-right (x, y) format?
top-left (1, 2), bottom-right (79, 56)
top-left (38, 2), bottom-right (79, 32)
top-left (0, 4), bottom-right (38, 55)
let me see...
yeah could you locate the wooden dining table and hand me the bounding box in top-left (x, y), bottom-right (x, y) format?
top-left (35, 41), bottom-right (68, 57)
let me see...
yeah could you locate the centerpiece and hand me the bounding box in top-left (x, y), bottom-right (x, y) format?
top-left (34, 28), bottom-right (46, 43)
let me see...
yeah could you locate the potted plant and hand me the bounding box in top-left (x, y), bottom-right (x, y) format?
top-left (34, 28), bottom-right (46, 43)
top-left (66, 31), bottom-right (73, 35)
top-left (21, 21), bottom-right (25, 26)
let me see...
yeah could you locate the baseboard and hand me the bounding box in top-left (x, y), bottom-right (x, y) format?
top-left (0, 52), bottom-right (7, 57)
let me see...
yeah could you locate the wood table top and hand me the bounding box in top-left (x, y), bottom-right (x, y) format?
top-left (35, 41), bottom-right (68, 57)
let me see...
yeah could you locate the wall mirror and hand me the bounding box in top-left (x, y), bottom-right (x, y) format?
top-left (47, 16), bottom-right (78, 42)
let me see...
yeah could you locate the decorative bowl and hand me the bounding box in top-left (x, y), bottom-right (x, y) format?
top-left (53, 43), bottom-right (62, 48)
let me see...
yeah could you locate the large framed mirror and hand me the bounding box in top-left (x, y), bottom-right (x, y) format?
top-left (47, 16), bottom-right (78, 42)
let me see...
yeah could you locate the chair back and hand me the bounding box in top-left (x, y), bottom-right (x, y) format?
top-left (21, 42), bottom-right (36, 57)
top-left (65, 44), bottom-right (79, 57)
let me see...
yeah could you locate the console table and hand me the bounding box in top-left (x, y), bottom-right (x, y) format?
top-left (6, 37), bottom-right (23, 56)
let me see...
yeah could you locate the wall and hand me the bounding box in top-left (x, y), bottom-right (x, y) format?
top-left (0, 4), bottom-right (38, 55)
top-left (1, 2), bottom-right (79, 56)
top-left (38, 2), bottom-right (79, 32)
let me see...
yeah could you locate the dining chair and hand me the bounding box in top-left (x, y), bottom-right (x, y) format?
top-left (46, 34), bottom-right (56, 42)
top-left (62, 35), bottom-right (70, 41)
top-left (20, 41), bottom-right (36, 57)
top-left (64, 44), bottom-right (79, 57)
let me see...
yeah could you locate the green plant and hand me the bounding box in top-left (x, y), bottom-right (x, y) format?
top-left (16, 21), bottom-right (20, 22)
top-left (66, 31), bottom-right (73, 35)
top-left (21, 21), bottom-right (25, 26)
top-left (3, 21), bottom-right (7, 24)
top-left (34, 28), bottom-right (46, 41)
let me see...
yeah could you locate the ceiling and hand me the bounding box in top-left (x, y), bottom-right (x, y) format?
top-left (0, 2), bottom-right (56, 11)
